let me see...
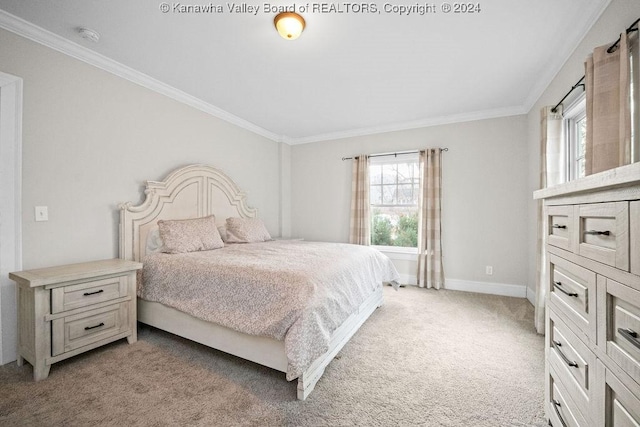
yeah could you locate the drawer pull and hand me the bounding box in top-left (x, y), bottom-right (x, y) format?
top-left (84, 322), bottom-right (105, 331)
top-left (552, 224), bottom-right (567, 229)
top-left (552, 340), bottom-right (578, 368)
top-left (618, 328), bottom-right (640, 350)
top-left (552, 400), bottom-right (568, 427)
top-left (584, 229), bottom-right (610, 236)
top-left (83, 289), bottom-right (104, 296)
top-left (553, 281), bottom-right (578, 297)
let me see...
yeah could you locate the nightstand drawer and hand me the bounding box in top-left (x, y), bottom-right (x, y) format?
top-left (51, 302), bottom-right (130, 356)
top-left (51, 276), bottom-right (128, 314)
top-left (576, 202), bottom-right (629, 271)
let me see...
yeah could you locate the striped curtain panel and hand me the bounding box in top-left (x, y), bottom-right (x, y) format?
top-left (584, 32), bottom-right (632, 175)
top-left (349, 155), bottom-right (370, 245)
top-left (534, 106), bottom-right (565, 334)
top-left (417, 149), bottom-right (443, 289)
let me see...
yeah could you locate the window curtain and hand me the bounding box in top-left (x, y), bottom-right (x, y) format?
top-left (349, 155), bottom-right (370, 245)
top-left (417, 149), bottom-right (444, 289)
top-left (584, 33), bottom-right (632, 175)
top-left (534, 106), bottom-right (565, 334)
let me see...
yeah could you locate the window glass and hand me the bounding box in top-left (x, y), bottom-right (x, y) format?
top-left (369, 154), bottom-right (420, 248)
top-left (564, 95), bottom-right (587, 181)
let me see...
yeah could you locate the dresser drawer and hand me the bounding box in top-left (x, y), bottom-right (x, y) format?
top-left (549, 310), bottom-right (596, 411)
top-left (51, 302), bottom-right (130, 356)
top-left (600, 368), bottom-right (640, 426)
top-left (548, 365), bottom-right (590, 427)
top-left (549, 254), bottom-right (596, 342)
top-left (598, 278), bottom-right (640, 384)
top-left (576, 202), bottom-right (629, 271)
top-left (51, 276), bottom-right (128, 314)
top-left (548, 205), bottom-right (574, 252)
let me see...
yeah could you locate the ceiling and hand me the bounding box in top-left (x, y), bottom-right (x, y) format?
top-left (0, 0), bottom-right (610, 144)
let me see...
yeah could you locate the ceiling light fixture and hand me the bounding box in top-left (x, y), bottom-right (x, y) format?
top-left (77, 27), bottom-right (100, 43)
top-left (274, 12), bottom-right (305, 40)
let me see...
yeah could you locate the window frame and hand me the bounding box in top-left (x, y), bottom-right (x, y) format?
top-left (631, 32), bottom-right (639, 163)
top-left (368, 152), bottom-right (420, 253)
top-left (564, 93), bottom-right (587, 181)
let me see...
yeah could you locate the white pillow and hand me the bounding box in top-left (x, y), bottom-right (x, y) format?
top-left (145, 227), bottom-right (164, 254)
top-left (225, 217), bottom-right (272, 243)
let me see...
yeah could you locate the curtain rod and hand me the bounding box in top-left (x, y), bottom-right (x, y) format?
top-left (608, 17), bottom-right (640, 53)
top-left (551, 17), bottom-right (640, 113)
top-left (551, 76), bottom-right (585, 113)
top-left (341, 148), bottom-right (448, 161)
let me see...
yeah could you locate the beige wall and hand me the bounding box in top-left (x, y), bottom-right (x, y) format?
top-left (526, 0), bottom-right (640, 296)
top-left (2, 0), bottom-right (637, 364)
top-left (0, 28), bottom-right (283, 270)
top-left (291, 115), bottom-right (530, 288)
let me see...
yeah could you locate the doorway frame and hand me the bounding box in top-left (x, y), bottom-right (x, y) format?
top-left (0, 71), bottom-right (23, 364)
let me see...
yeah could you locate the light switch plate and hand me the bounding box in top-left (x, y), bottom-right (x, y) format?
top-left (35, 206), bottom-right (48, 221)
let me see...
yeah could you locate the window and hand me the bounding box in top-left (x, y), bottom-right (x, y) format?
top-left (369, 153), bottom-right (419, 248)
top-left (564, 95), bottom-right (587, 180)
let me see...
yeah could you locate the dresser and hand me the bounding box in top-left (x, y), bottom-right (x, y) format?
top-left (9, 259), bottom-right (142, 380)
top-left (534, 162), bottom-right (640, 426)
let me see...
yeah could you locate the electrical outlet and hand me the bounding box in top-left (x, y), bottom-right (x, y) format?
top-left (485, 266), bottom-right (493, 275)
top-left (35, 206), bottom-right (48, 222)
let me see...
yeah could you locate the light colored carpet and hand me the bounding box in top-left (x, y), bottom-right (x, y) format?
top-left (0, 286), bottom-right (546, 426)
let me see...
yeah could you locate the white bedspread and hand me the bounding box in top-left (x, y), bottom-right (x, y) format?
top-left (140, 240), bottom-right (400, 380)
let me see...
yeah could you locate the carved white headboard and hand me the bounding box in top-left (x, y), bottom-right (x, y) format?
top-left (119, 164), bottom-right (257, 262)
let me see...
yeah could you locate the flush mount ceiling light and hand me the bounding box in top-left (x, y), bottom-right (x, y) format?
top-left (77, 27), bottom-right (100, 43)
top-left (274, 12), bottom-right (305, 40)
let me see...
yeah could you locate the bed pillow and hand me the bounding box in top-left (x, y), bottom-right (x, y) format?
top-left (225, 217), bottom-right (272, 243)
top-left (217, 224), bottom-right (227, 242)
top-left (145, 227), bottom-right (164, 254)
top-left (158, 215), bottom-right (224, 253)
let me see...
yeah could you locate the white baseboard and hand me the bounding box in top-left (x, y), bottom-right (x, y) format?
top-left (396, 275), bottom-right (528, 298)
top-left (398, 273), bottom-right (418, 286)
top-left (444, 278), bottom-right (527, 298)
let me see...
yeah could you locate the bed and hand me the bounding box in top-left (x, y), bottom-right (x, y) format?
top-left (119, 164), bottom-right (399, 400)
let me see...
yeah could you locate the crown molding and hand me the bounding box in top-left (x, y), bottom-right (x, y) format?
top-left (2, 6), bottom-right (597, 147)
top-left (0, 9), bottom-right (281, 143)
top-left (283, 105), bottom-right (528, 145)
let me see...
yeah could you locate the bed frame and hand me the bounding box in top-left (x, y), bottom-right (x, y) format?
top-left (119, 164), bottom-right (383, 400)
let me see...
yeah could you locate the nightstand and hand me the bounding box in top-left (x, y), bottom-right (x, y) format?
top-left (9, 259), bottom-right (142, 380)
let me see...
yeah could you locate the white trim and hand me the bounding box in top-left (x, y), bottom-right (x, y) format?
top-left (0, 70), bottom-right (23, 365)
top-left (0, 8), bottom-right (526, 146)
top-left (398, 273), bottom-right (418, 286)
top-left (376, 247), bottom-right (418, 261)
top-left (0, 10), bottom-right (280, 143)
top-left (284, 106), bottom-right (527, 145)
top-left (0, 3), bottom-right (610, 146)
top-left (444, 278), bottom-right (527, 298)
top-left (395, 275), bottom-right (529, 298)
top-left (526, 287), bottom-right (536, 306)
top-left (564, 94), bottom-right (587, 181)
